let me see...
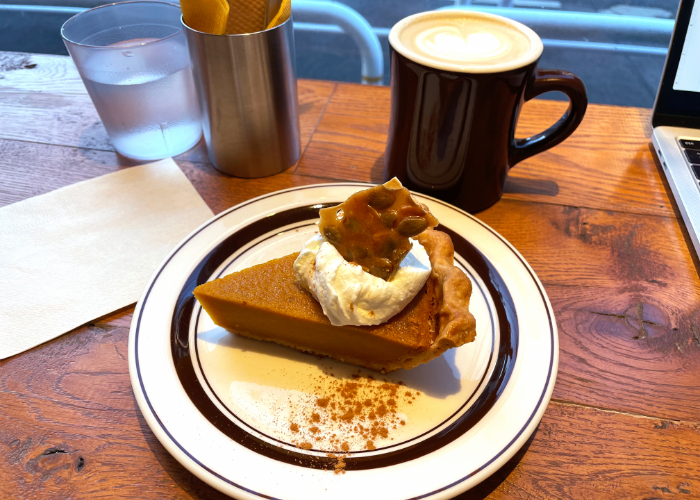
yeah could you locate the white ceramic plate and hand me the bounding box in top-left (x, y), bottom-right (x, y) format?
top-left (128, 183), bottom-right (558, 500)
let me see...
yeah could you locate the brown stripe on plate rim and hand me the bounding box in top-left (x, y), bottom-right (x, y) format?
top-left (168, 204), bottom-right (517, 470)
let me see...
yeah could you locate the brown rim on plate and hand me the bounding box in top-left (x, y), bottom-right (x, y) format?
top-left (130, 183), bottom-right (556, 500)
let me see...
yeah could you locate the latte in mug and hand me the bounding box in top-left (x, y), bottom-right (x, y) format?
top-left (384, 10), bottom-right (587, 213)
top-left (390, 11), bottom-right (542, 73)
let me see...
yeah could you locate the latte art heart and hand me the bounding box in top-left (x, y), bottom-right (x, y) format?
top-left (418, 28), bottom-right (509, 61)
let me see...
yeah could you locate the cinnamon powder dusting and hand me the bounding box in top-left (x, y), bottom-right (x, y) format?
top-left (326, 453), bottom-right (348, 474)
top-left (289, 369), bottom-right (421, 457)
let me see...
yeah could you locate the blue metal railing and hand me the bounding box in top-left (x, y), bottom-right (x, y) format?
top-left (293, 1), bottom-right (383, 84)
top-left (0, 2), bottom-right (674, 83)
top-left (0, 2), bottom-right (385, 84)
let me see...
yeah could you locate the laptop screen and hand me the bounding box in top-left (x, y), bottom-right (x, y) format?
top-left (673, 1), bottom-right (700, 93)
top-left (653, 0), bottom-right (700, 128)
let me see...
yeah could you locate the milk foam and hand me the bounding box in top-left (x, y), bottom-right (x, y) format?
top-left (390, 11), bottom-right (543, 73)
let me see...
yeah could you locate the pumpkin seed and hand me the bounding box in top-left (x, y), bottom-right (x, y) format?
top-left (380, 210), bottom-right (398, 227)
top-left (367, 188), bottom-right (395, 210)
top-left (397, 216), bottom-right (428, 237)
top-left (369, 258), bottom-right (393, 280)
top-left (323, 226), bottom-right (342, 245)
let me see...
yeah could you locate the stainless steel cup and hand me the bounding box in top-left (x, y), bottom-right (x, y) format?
top-left (183, 18), bottom-right (301, 177)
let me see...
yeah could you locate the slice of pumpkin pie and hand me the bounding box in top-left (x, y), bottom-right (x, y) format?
top-left (194, 181), bottom-right (476, 372)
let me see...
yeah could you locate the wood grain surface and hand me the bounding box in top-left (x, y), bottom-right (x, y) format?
top-left (1, 323), bottom-right (698, 500)
top-left (0, 51), bottom-right (699, 500)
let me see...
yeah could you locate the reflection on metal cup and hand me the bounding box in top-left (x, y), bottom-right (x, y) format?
top-left (184, 18), bottom-right (301, 178)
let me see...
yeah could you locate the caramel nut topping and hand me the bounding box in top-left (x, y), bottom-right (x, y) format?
top-left (318, 179), bottom-right (438, 280)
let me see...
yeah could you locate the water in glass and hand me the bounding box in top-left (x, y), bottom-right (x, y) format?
top-left (80, 35), bottom-right (201, 160)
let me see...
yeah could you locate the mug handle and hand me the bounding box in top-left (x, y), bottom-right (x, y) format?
top-left (508, 69), bottom-right (588, 167)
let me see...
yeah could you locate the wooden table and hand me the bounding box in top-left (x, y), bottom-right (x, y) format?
top-left (1, 50), bottom-right (699, 499)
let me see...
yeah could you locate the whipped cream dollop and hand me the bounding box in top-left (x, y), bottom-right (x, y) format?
top-left (293, 233), bottom-right (432, 327)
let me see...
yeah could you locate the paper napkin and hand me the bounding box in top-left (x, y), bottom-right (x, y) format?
top-left (0, 159), bottom-right (214, 359)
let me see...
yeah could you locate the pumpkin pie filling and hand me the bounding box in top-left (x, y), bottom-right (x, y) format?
top-left (195, 253), bottom-right (439, 371)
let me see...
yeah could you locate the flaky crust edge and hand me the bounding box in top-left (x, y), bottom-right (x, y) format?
top-left (380, 228), bottom-right (477, 372)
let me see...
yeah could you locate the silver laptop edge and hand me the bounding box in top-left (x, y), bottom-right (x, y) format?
top-left (651, 128), bottom-right (700, 257)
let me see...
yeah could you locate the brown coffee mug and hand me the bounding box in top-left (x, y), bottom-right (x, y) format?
top-left (384, 10), bottom-right (587, 213)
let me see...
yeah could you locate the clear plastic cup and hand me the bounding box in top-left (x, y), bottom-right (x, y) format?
top-left (62, 1), bottom-right (202, 160)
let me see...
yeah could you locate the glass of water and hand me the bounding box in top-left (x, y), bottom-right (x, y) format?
top-left (62, 1), bottom-right (202, 160)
